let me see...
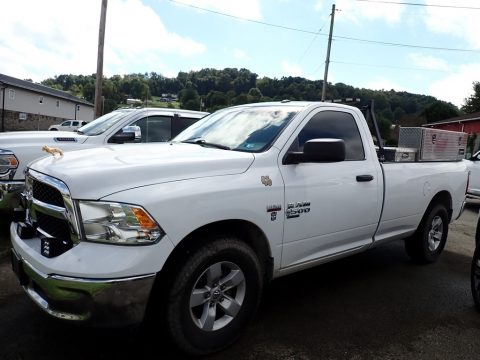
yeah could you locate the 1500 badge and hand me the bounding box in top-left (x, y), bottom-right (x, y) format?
top-left (286, 201), bottom-right (311, 219)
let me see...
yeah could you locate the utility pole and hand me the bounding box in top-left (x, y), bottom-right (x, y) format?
top-left (321, 4), bottom-right (336, 101)
top-left (94, 0), bottom-right (108, 118)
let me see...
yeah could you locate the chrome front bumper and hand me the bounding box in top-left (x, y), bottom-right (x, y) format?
top-left (0, 180), bottom-right (24, 210)
top-left (11, 247), bottom-right (156, 326)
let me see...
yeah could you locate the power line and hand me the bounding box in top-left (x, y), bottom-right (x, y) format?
top-left (310, 59), bottom-right (450, 78)
top-left (168, 0), bottom-right (318, 35)
top-left (297, 16), bottom-right (330, 64)
top-left (168, 0), bottom-right (480, 53)
top-left (355, 0), bottom-right (480, 10)
top-left (333, 34), bottom-right (479, 53)
top-left (330, 60), bottom-right (450, 73)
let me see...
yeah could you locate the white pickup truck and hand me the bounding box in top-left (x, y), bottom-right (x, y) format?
top-left (10, 101), bottom-right (468, 355)
top-left (0, 107), bottom-right (208, 210)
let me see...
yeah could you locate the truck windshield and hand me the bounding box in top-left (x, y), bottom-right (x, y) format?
top-left (173, 105), bottom-right (301, 152)
top-left (77, 110), bottom-right (133, 136)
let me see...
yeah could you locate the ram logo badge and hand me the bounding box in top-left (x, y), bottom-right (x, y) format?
top-left (261, 176), bottom-right (272, 186)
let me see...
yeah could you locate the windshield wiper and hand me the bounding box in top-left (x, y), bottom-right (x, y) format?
top-left (181, 138), bottom-right (231, 150)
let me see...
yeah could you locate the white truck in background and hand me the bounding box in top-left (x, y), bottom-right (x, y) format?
top-left (10, 101), bottom-right (469, 355)
top-left (48, 119), bottom-right (88, 131)
top-left (0, 108), bottom-right (208, 210)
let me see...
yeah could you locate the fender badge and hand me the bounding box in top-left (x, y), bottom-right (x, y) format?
top-left (42, 145), bottom-right (64, 158)
top-left (261, 176), bottom-right (272, 186)
top-left (267, 205), bottom-right (282, 212)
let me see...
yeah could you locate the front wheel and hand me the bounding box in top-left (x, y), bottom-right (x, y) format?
top-left (471, 247), bottom-right (480, 312)
top-left (405, 203), bottom-right (449, 263)
top-left (164, 237), bottom-right (263, 355)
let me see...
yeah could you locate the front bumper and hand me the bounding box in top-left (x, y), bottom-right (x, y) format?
top-left (0, 180), bottom-right (24, 210)
top-left (11, 244), bottom-right (156, 327)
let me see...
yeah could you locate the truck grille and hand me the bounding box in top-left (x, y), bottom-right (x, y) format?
top-left (32, 180), bottom-right (64, 207)
top-left (25, 170), bottom-right (81, 254)
top-left (36, 212), bottom-right (71, 240)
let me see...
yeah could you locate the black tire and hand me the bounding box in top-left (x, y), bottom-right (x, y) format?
top-left (165, 237), bottom-right (263, 355)
top-left (471, 246), bottom-right (480, 312)
top-left (405, 203), bottom-right (449, 263)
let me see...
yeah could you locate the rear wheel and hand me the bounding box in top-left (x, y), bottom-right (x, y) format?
top-left (471, 246), bottom-right (480, 312)
top-left (405, 203), bottom-right (449, 263)
top-left (164, 237), bottom-right (263, 355)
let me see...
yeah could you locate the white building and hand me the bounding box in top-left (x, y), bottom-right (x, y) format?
top-left (0, 73), bottom-right (94, 131)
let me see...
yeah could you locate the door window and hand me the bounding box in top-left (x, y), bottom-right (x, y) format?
top-left (132, 116), bottom-right (172, 142)
top-left (295, 111), bottom-right (365, 161)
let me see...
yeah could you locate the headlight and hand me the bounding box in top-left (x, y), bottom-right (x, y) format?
top-left (0, 150), bottom-right (18, 175)
top-left (79, 201), bottom-right (164, 245)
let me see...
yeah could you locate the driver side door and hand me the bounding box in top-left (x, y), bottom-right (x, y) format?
top-left (279, 109), bottom-right (382, 269)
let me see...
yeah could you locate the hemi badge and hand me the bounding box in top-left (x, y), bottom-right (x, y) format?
top-left (54, 137), bottom-right (77, 142)
top-left (267, 205), bottom-right (282, 212)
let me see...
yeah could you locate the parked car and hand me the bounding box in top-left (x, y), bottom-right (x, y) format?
top-left (466, 150), bottom-right (480, 201)
top-left (48, 120), bottom-right (88, 131)
top-left (471, 210), bottom-right (480, 311)
top-left (0, 108), bottom-right (208, 211)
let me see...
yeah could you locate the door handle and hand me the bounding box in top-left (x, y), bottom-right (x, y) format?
top-left (356, 175), bottom-right (374, 182)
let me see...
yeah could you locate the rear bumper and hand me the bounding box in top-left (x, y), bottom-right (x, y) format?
top-left (0, 180), bottom-right (24, 210)
top-left (11, 245), bottom-right (156, 327)
top-left (466, 190), bottom-right (480, 203)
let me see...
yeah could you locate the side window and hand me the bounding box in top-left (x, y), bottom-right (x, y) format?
top-left (132, 116), bottom-right (172, 143)
top-left (171, 117), bottom-right (200, 138)
top-left (61, 121), bottom-right (70, 126)
top-left (296, 111), bottom-right (365, 161)
top-left (72, 121), bottom-right (79, 126)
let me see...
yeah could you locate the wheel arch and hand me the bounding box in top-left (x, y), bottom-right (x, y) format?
top-left (427, 190), bottom-right (452, 221)
top-left (159, 219), bottom-right (273, 285)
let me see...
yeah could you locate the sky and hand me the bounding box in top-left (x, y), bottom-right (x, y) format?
top-left (1, 0), bottom-right (480, 107)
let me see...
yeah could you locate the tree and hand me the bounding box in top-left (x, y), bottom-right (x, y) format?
top-left (422, 100), bottom-right (459, 123)
top-left (247, 87), bottom-right (263, 102)
top-left (462, 81), bottom-right (480, 114)
top-left (179, 84), bottom-right (201, 110)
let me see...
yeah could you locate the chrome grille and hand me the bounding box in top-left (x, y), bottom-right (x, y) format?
top-left (36, 212), bottom-right (71, 240)
top-left (32, 180), bottom-right (64, 207)
top-left (24, 169), bottom-right (81, 247)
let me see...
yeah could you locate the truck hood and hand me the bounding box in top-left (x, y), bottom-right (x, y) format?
top-left (0, 131), bottom-right (88, 145)
top-left (29, 142), bottom-right (255, 199)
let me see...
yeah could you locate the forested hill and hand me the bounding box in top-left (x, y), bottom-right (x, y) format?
top-left (41, 68), bottom-right (460, 135)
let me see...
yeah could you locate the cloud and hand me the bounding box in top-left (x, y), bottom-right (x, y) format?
top-left (173, 0), bottom-right (262, 21)
top-left (408, 53), bottom-right (450, 71)
top-left (233, 49), bottom-right (251, 61)
top-left (314, 0), bottom-right (405, 25)
top-left (0, 0), bottom-right (206, 81)
top-left (429, 63), bottom-right (480, 107)
top-left (282, 61), bottom-right (303, 77)
top-left (424, 0), bottom-right (480, 49)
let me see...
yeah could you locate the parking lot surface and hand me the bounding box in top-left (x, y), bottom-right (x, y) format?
top-left (1, 207), bottom-right (480, 359)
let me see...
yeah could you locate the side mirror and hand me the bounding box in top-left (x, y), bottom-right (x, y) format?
top-left (284, 138), bottom-right (346, 164)
top-left (109, 126), bottom-right (142, 144)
